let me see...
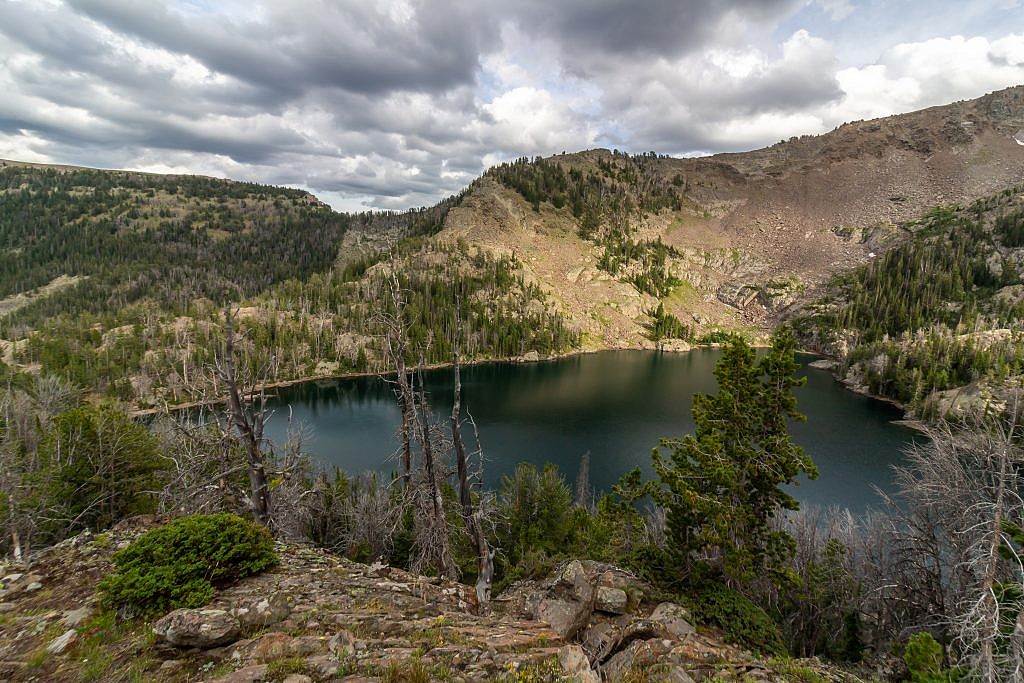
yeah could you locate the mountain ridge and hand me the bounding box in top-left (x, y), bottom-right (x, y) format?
top-left (2, 86), bottom-right (1023, 406)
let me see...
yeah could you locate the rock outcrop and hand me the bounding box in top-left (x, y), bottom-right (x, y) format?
top-left (0, 524), bottom-right (865, 682)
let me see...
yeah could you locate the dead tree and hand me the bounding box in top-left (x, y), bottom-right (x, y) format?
top-left (944, 401), bottom-right (1024, 682)
top-left (450, 291), bottom-right (494, 602)
top-left (877, 400), bottom-right (1024, 681)
top-left (381, 267), bottom-right (414, 489)
top-left (379, 261), bottom-right (457, 579)
top-left (216, 307), bottom-right (273, 528)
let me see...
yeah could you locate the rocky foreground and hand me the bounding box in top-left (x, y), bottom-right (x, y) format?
top-left (0, 518), bottom-right (863, 682)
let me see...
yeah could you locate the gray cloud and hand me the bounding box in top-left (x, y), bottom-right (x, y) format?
top-left (0, 0), bottom-right (1021, 210)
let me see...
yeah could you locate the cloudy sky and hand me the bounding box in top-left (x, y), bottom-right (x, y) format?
top-left (1, 0), bottom-right (1023, 211)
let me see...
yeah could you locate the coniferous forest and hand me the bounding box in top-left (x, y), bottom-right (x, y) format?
top-left (795, 185), bottom-right (1024, 419)
top-left (0, 165), bottom-right (578, 406)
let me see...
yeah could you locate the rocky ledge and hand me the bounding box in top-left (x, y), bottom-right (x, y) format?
top-left (0, 520), bottom-right (861, 682)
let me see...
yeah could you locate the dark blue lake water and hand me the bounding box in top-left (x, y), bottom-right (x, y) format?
top-left (263, 350), bottom-right (920, 512)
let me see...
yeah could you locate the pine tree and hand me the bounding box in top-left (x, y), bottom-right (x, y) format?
top-left (653, 327), bottom-right (817, 585)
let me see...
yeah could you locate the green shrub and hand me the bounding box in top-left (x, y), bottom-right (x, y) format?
top-left (905, 632), bottom-right (943, 681)
top-left (683, 581), bottom-right (786, 657)
top-left (99, 513), bottom-right (278, 617)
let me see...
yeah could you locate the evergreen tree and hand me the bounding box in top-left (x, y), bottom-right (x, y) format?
top-left (653, 327), bottom-right (817, 584)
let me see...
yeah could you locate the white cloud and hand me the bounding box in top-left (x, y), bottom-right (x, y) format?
top-left (827, 34), bottom-right (1024, 124)
top-left (0, 1), bottom-right (1022, 210)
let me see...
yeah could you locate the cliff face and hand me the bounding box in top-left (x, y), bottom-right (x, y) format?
top-left (0, 519), bottom-right (863, 682)
top-left (440, 86), bottom-right (1024, 347)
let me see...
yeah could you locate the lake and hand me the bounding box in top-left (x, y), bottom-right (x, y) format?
top-left (262, 350), bottom-right (921, 512)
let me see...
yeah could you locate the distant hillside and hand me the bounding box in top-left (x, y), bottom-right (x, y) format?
top-left (0, 165), bottom-right (575, 405)
top-left (793, 183), bottom-right (1024, 420)
top-left (440, 85), bottom-right (1024, 348)
top-left (0, 164), bottom-right (345, 323)
top-left (2, 86), bottom-right (1023, 406)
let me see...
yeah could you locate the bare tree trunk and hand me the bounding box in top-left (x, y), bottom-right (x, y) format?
top-left (415, 372), bottom-right (458, 580)
top-left (7, 492), bottom-right (21, 564)
top-left (385, 268), bottom-right (414, 489)
top-left (219, 307), bottom-right (273, 528)
top-left (450, 294), bottom-right (493, 602)
top-left (380, 261), bottom-right (456, 579)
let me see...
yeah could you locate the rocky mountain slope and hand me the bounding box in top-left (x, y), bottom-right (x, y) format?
top-left (1, 87), bottom-right (1022, 407)
top-left (439, 86), bottom-right (1024, 348)
top-left (0, 519), bottom-right (863, 682)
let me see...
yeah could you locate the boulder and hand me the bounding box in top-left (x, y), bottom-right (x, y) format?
top-left (649, 602), bottom-right (695, 639)
top-left (535, 597), bottom-right (592, 640)
top-left (232, 593), bottom-right (292, 629)
top-left (152, 608), bottom-right (241, 649)
top-left (532, 560), bottom-right (595, 638)
top-left (559, 644), bottom-right (599, 683)
top-left (595, 586), bottom-right (628, 614)
top-left (253, 632), bottom-right (294, 662)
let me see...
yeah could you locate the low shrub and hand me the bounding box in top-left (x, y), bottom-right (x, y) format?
top-left (682, 581), bottom-right (786, 657)
top-left (99, 513), bottom-right (278, 617)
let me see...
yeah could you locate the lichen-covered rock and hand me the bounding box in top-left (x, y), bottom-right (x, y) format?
top-left (650, 602), bottom-right (696, 639)
top-left (595, 586), bottom-right (628, 614)
top-left (232, 593), bottom-right (292, 628)
top-left (536, 596), bottom-right (592, 639)
top-left (152, 608), bottom-right (240, 649)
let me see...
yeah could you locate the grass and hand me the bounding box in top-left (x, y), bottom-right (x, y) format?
top-left (266, 657), bottom-right (312, 682)
top-left (663, 279), bottom-right (700, 308)
top-left (495, 657), bottom-right (562, 683)
top-left (767, 658), bottom-right (830, 682)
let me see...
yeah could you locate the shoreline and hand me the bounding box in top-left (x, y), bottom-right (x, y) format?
top-left (130, 344), bottom-right (702, 417)
top-left (131, 343), bottom-right (921, 437)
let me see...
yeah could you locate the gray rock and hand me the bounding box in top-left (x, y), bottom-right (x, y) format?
top-left (232, 593), bottom-right (292, 629)
top-left (536, 597), bottom-right (591, 639)
top-left (281, 675), bottom-right (312, 683)
top-left (559, 644), bottom-right (599, 683)
top-left (328, 629), bottom-right (356, 657)
top-left (62, 607), bottom-right (93, 628)
top-left (152, 608), bottom-right (241, 649)
top-left (558, 560), bottom-right (593, 604)
top-left (47, 628), bottom-right (78, 654)
top-left (26, 582), bottom-right (42, 592)
top-left (595, 586), bottom-right (628, 614)
top-left (522, 559), bottom-right (596, 639)
top-left (649, 602), bottom-right (695, 639)
top-left (661, 666), bottom-right (697, 683)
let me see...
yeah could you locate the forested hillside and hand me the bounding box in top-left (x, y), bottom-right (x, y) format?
top-left (794, 184), bottom-right (1024, 418)
top-left (0, 164), bottom-right (577, 406)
